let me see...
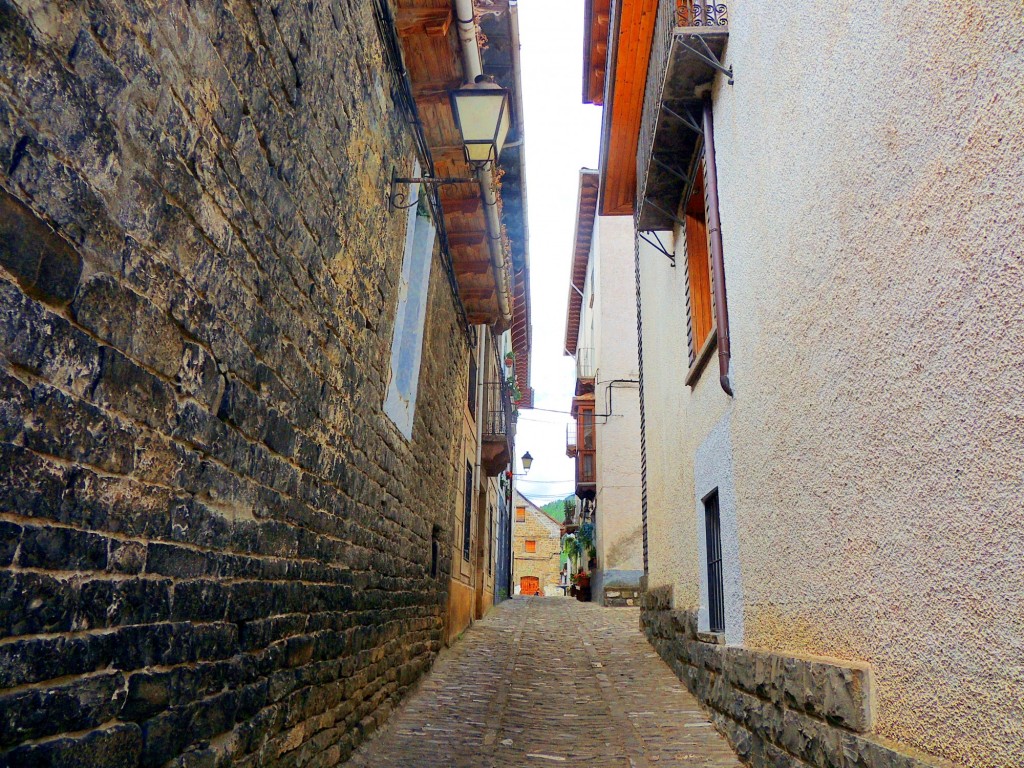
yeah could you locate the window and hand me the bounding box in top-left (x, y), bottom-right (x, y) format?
top-left (515, 506), bottom-right (526, 522)
top-left (684, 163), bottom-right (714, 367)
top-left (525, 540), bottom-right (536, 553)
top-left (383, 168), bottom-right (437, 439)
top-left (577, 404), bottom-right (596, 484)
top-left (704, 490), bottom-right (725, 633)
top-left (462, 461), bottom-right (474, 561)
top-left (467, 354), bottom-right (477, 418)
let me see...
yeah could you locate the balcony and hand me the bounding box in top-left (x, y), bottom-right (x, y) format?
top-left (636, 0), bottom-right (730, 231)
top-left (574, 402), bottom-right (597, 501)
top-left (575, 347), bottom-right (596, 396)
top-left (481, 381), bottom-right (515, 476)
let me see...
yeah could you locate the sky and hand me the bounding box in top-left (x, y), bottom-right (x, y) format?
top-left (513, 1), bottom-right (602, 507)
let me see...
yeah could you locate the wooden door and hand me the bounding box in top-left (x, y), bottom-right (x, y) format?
top-left (520, 576), bottom-right (539, 596)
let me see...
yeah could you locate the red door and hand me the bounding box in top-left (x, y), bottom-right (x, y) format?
top-left (520, 576), bottom-right (539, 596)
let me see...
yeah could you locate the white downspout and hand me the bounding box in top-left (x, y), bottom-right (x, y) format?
top-left (454, 0), bottom-right (513, 328)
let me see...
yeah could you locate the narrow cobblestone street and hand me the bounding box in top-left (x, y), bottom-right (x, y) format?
top-left (347, 598), bottom-right (741, 767)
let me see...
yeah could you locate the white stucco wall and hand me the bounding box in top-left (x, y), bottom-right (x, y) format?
top-left (590, 216), bottom-right (644, 591)
top-left (640, 1), bottom-right (1024, 764)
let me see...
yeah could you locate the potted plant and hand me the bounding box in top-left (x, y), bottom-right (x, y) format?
top-left (504, 350), bottom-right (515, 367)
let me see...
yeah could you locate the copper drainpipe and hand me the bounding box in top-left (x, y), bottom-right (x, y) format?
top-left (701, 94), bottom-right (733, 396)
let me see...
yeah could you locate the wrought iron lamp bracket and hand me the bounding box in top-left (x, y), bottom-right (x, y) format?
top-left (679, 35), bottom-right (734, 85)
top-left (389, 168), bottom-right (476, 213)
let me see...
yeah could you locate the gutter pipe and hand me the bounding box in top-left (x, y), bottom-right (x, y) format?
top-left (454, 0), bottom-right (513, 328)
top-left (701, 95), bottom-right (733, 396)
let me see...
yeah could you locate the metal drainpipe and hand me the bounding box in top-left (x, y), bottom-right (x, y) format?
top-left (472, 326), bottom-right (486, 577)
top-left (454, 0), bottom-right (513, 328)
top-left (701, 94), bottom-right (734, 396)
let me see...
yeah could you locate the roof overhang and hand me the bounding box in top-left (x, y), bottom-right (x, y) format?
top-left (596, 0), bottom-right (659, 217)
top-left (398, 0), bottom-right (521, 328)
top-left (564, 171), bottom-right (600, 356)
top-left (583, 0), bottom-right (612, 105)
top-left (479, 5), bottom-right (533, 407)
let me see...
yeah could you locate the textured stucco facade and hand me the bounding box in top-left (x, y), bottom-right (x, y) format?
top-left (567, 178), bottom-right (644, 605)
top-left (631, 0), bottom-right (1024, 765)
top-left (589, 216), bottom-right (644, 600)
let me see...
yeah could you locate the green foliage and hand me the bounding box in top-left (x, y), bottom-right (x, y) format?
top-left (540, 494), bottom-right (574, 522)
top-left (578, 522), bottom-right (596, 560)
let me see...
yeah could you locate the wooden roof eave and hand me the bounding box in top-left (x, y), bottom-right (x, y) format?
top-left (564, 171), bottom-right (600, 355)
top-left (398, 0), bottom-right (509, 327)
top-left (596, 0), bottom-right (659, 218)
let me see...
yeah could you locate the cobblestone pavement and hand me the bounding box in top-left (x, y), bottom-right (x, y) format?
top-left (346, 597), bottom-right (741, 767)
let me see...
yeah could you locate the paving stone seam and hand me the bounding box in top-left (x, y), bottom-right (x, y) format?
top-left (568, 604), bottom-right (653, 768)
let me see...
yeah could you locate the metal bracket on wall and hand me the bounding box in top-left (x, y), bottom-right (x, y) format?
top-left (678, 35), bottom-right (734, 85)
top-left (651, 155), bottom-right (695, 188)
top-left (389, 168), bottom-right (475, 212)
top-left (638, 230), bottom-right (676, 265)
top-left (642, 196), bottom-right (689, 230)
top-left (661, 103), bottom-right (703, 136)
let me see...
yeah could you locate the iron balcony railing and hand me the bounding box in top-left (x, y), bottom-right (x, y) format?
top-left (483, 381), bottom-right (514, 443)
top-left (575, 347), bottom-right (596, 380)
top-left (637, 0), bottom-right (729, 214)
top-left (676, 0), bottom-right (728, 27)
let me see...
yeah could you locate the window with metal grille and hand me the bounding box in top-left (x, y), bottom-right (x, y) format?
top-left (525, 539), bottom-right (536, 553)
top-left (704, 490), bottom-right (725, 633)
top-left (462, 462), bottom-right (473, 561)
top-left (487, 506), bottom-right (494, 574)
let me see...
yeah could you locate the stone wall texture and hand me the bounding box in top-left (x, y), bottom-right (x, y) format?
top-left (0, 1), bottom-right (469, 765)
top-left (641, 588), bottom-right (954, 768)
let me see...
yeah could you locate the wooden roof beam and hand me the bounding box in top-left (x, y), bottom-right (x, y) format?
top-left (396, 8), bottom-right (454, 38)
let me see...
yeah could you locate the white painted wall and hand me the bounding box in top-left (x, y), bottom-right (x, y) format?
top-left (579, 215), bottom-right (644, 598)
top-left (639, 0), bottom-right (1024, 762)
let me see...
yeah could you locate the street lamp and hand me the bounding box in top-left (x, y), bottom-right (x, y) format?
top-left (388, 75), bottom-right (513, 211)
top-left (450, 75), bottom-right (512, 167)
top-left (520, 451), bottom-right (534, 474)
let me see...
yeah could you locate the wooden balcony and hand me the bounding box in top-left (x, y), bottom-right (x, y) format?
top-left (636, 0), bottom-right (730, 231)
top-left (481, 381), bottom-right (515, 476)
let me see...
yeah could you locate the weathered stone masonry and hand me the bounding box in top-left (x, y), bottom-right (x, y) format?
top-left (0, 1), bottom-right (470, 765)
top-left (640, 588), bottom-right (953, 768)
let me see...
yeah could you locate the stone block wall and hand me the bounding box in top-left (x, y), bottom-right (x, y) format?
top-left (0, 1), bottom-right (468, 765)
top-left (640, 588), bottom-right (953, 768)
top-left (603, 586), bottom-right (640, 607)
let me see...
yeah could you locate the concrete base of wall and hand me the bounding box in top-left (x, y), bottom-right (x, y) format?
top-left (594, 569), bottom-right (643, 607)
top-left (640, 587), bottom-right (952, 768)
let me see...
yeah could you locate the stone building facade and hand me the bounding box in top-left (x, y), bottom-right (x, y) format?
top-left (511, 492), bottom-right (562, 597)
top-left (0, 0), bottom-right (528, 765)
top-left (582, 0), bottom-right (1024, 766)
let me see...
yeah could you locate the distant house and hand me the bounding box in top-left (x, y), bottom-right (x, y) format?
top-left (511, 491), bottom-right (563, 596)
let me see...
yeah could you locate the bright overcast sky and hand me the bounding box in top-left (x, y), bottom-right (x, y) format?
top-left (514, 0), bottom-right (602, 507)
